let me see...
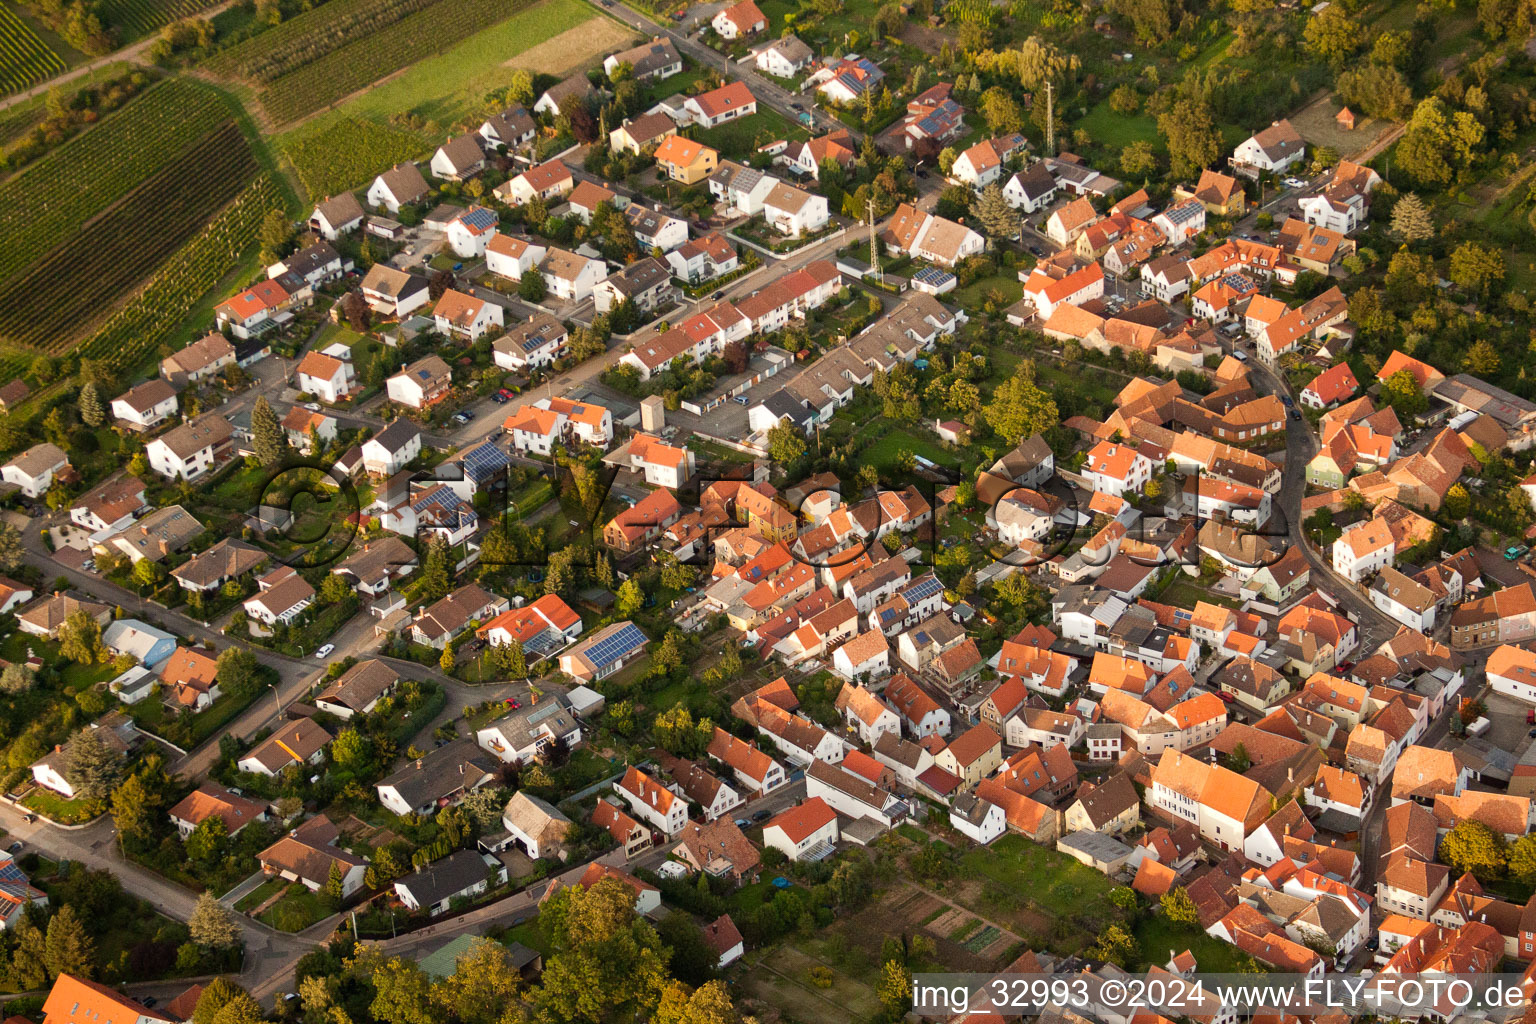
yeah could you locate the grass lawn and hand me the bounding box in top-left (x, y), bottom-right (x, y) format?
top-left (1078, 101), bottom-right (1160, 152)
top-left (1159, 580), bottom-right (1238, 609)
top-left (260, 883), bottom-right (330, 931)
top-left (954, 274), bottom-right (1022, 310)
top-left (22, 788), bottom-right (102, 824)
top-left (957, 834), bottom-right (1116, 920)
top-left (277, 0), bottom-right (607, 146)
top-left (235, 875), bottom-right (288, 912)
top-left (1134, 915), bottom-right (1259, 973)
top-left (857, 424), bottom-right (954, 475)
top-left (697, 107), bottom-right (808, 158)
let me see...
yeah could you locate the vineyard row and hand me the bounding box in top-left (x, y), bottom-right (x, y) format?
top-left (0, 78), bottom-right (231, 284)
top-left (0, 122), bottom-right (258, 353)
top-left (257, 0), bottom-right (533, 124)
top-left (97, 0), bottom-right (221, 38)
top-left (204, 0), bottom-right (441, 83)
top-left (0, 2), bottom-right (65, 98)
top-left (72, 174), bottom-right (282, 373)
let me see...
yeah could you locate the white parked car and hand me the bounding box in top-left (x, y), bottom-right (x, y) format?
top-left (1283, 176), bottom-right (1306, 189)
top-left (315, 643), bottom-right (335, 659)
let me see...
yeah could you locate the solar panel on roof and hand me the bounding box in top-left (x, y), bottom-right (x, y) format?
top-left (584, 622), bottom-right (647, 667)
top-left (903, 576), bottom-right (943, 602)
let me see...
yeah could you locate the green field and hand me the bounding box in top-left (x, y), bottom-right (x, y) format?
top-left (281, 116), bottom-right (427, 199)
top-left (257, 0), bottom-right (558, 125)
top-left (275, 0), bottom-right (602, 199)
top-left (1078, 100), bottom-right (1160, 153)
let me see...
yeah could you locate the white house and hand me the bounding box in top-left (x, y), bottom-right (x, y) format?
top-left (950, 134), bottom-right (1027, 188)
top-left (539, 249), bottom-right (607, 302)
top-left (433, 289), bottom-right (504, 341)
top-left (683, 81), bottom-right (757, 129)
top-left (110, 379), bottom-right (179, 431)
top-left (1002, 163), bottom-right (1058, 213)
top-left (445, 207), bottom-right (500, 258)
top-left (950, 793), bottom-right (1006, 845)
top-left (762, 797), bottom-right (839, 861)
top-left (310, 192), bottom-right (365, 240)
top-left (1488, 645), bottom-right (1536, 703)
top-left (367, 162), bottom-right (430, 213)
top-left (1233, 119), bottom-right (1305, 175)
top-left (485, 235), bottom-right (547, 281)
top-left (243, 567), bottom-right (315, 626)
top-left (385, 355), bottom-right (452, 411)
top-left (754, 34), bottom-right (812, 76)
top-left (711, 0), bottom-right (765, 39)
top-left (294, 351), bottom-right (355, 404)
top-left (1369, 566), bottom-right (1437, 633)
top-left (831, 629), bottom-right (890, 681)
top-left (430, 134), bottom-right (486, 181)
top-left (145, 415), bottom-right (232, 481)
top-left (837, 683), bottom-right (900, 746)
top-left (615, 766), bottom-right (690, 837)
top-left (361, 420), bottom-right (422, 477)
top-left (1, 443), bottom-right (68, 499)
top-left (762, 182), bottom-right (829, 238)
top-left (1081, 441), bottom-right (1152, 497)
top-left (1332, 518), bottom-right (1394, 583)
top-left (493, 313), bottom-right (567, 371)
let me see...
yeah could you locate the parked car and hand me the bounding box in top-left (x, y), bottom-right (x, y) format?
top-left (303, 402), bottom-right (321, 412)
top-left (491, 391), bottom-right (508, 404)
top-left (734, 395), bottom-right (749, 405)
top-left (751, 809), bottom-right (772, 822)
top-left (711, 290), bottom-right (724, 300)
top-left (453, 410), bottom-right (475, 424)
top-left (1283, 176), bottom-right (1306, 189)
top-left (315, 643), bottom-right (335, 659)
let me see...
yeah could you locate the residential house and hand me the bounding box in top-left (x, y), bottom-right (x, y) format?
top-left (1, 443), bottom-right (68, 499)
top-left (359, 264), bottom-right (430, 318)
top-left (653, 136), bottom-right (719, 184)
top-left (394, 850), bottom-right (504, 916)
top-left (294, 351), bottom-right (355, 404)
top-left (242, 567), bottom-right (315, 626)
top-left (386, 355), bottom-right (453, 410)
top-left (433, 289), bottom-right (504, 341)
top-left (361, 419), bottom-right (422, 476)
top-left (376, 741), bottom-right (496, 817)
top-left (368, 163), bottom-right (430, 213)
top-left (144, 415), bottom-right (232, 481)
top-left (711, 0), bottom-right (765, 37)
top-left (762, 797), bottom-right (839, 860)
top-left (160, 333), bottom-right (235, 386)
top-left (237, 718), bottom-right (332, 776)
top-left (310, 192), bottom-right (366, 239)
top-left (258, 816), bottom-right (366, 897)
top-left (110, 379), bottom-right (179, 431)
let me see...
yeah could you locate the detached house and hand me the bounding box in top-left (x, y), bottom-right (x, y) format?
top-left (386, 355), bottom-right (453, 410)
top-left (433, 289), bottom-right (504, 341)
top-left (161, 333), bottom-right (235, 386)
top-left (310, 192), bottom-right (366, 239)
top-left (654, 135), bottom-right (719, 184)
top-left (243, 566), bottom-right (315, 626)
top-left (294, 350), bottom-right (355, 404)
top-left (110, 379), bottom-right (178, 431)
top-left (539, 248), bottom-right (606, 301)
top-left (1232, 119), bottom-right (1305, 175)
top-left (496, 160), bottom-right (575, 207)
top-left (360, 264), bottom-right (430, 318)
top-left (615, 765), bottom-right (689, 838)
top-left (411, 584), bottom-right (507, 650)
top-left (362, 419), bottom-right (422, 477)
top-left (2, 443), bottom-right (68, 499)
top-left (430, 134), bottom-right (486, 181)
top-left (950, 133), bottom-right (1027, 188)
top-left (604, 37), bottom-right (682, 81)
top-left (609, 111), bottom-right (678, 155)
top-left (685, 81), bottom-right (757, 128)
top-left (712, 0), bottom-right (766, 38)
top-left (446, 206), bottom-right (500, 258)
top-left (478, 105), bottom-right (536, 151)
top-left (367, 162), bottom-right (430, 213)
top-left (145, 415), bottom-right (232, 481)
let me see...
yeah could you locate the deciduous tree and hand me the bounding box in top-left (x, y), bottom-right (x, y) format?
top-left (190, 890), bottom-right (242, 949)
top-left (1440, 819), bottom-right (1506, 879)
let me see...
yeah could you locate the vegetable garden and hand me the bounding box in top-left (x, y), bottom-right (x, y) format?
top-left (0, 78), bottom-right (231, 284)
top-left (255, 0), bottom-right (534, 124)
top-left (96, 0), bottom-right (221, 39)
top-left (202, 0), bottom-right (443, 83)
top-left (0, 2), bottom-right (65, 97)
top-left (0, 120), bottom-right (259, 351)
top-left (69, 174), bottom-right (282, 374)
